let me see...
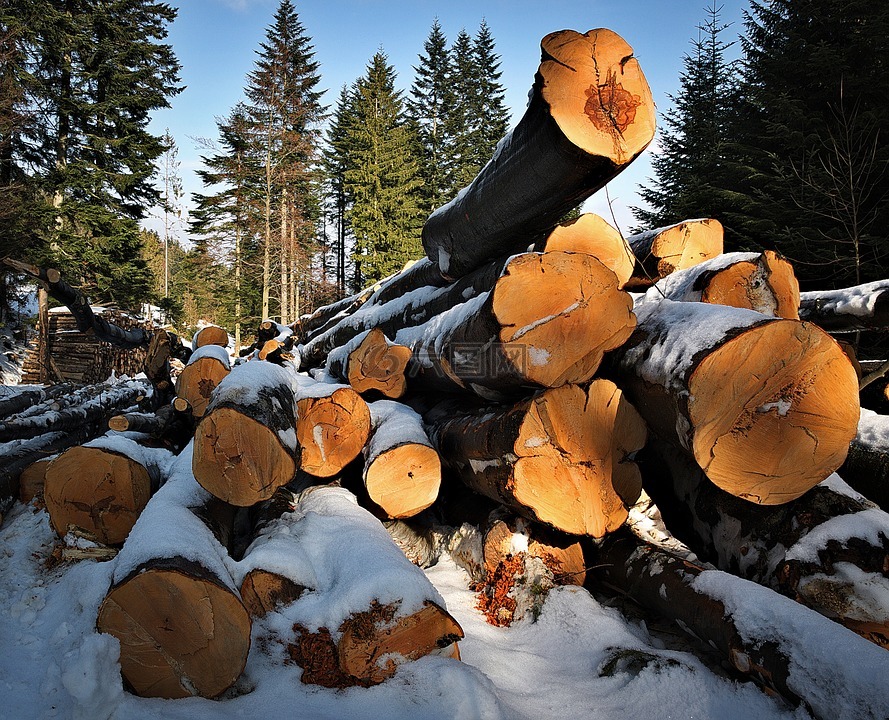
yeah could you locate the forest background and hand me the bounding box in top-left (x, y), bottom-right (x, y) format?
top-left (1, 0), bottom-right (886, 356)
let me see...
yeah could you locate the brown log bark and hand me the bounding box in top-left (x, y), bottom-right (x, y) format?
top-left (326, 328), bottom-right (412, 399)
top-left (424, 379), bottom-right (646, 536)
top-left (96, 446), bottom-right (250, 699)
top-left (798, 280), bottom-right (889, 333)
top-left (639, 437), bottom-right (889, 648)
top-left (361, 400), bottom-right (440, 518)
top-left (641, 250), bottom-right (800, 319)
top-left (43, 438), bottom-right (171, 545)
top-left (18, 457), bottom-right (53, 503)
top-left (421, 28), bottom-right (655, 279)
top-left (174, 345), bottom-right (231, 419)
top-left (589, 529), bottom-right (889, 719)
top-left (397, 251), bottom-right (635, 399)
top-left (193, 362), bottom-right (301, 506)
top-left (609, 300), bottom-right (860, 504)
top-left (624, 218), bottom-right (724, 290)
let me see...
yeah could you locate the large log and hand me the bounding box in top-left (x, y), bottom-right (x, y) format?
top-left (590, 529), bottom-right (889, 720)
top-left (639, 250), bottom-right (799, 319)
top-left (191, 324), bottom-right (229, 351)
top-left (361, 400), bottom-right (441, 519)
top-left (424, 379), bottom-right (646, 536)
top-left (609, 299), bottom-right (860, 504)
top-left (838, 408), bottom-right (889, 511)
top-left (639, 438), bottom-right (889, 647)
top-left (173, 344), bottom-right (231, 419)
top-left (193, 361), bottom-right (301, 506)
top-left (43, 436), bottom-right (174, 545)
top-left (421, 28), bottom-right (655, 279)
top-left (325, 328), bottom-right (412, 399)
top-left (235, 485), bottom-right (463, 687)
top-left (96, 443), bottom-right (250, 699)
top-left (798, 280), bottom-right (889, 333)
top-left (624, 218), bottom-right (724, 289)
top-left (396, 251), bottom-right (635, 399)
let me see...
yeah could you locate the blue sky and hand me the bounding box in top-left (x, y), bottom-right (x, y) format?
top-left (146, 0), bottom-right (749, 239)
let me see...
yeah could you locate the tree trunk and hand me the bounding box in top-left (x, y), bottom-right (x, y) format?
top-left (0, 383), bottom-right (76, 418)
top-left (326, 328), bottom-right (412, 399)
top-left (639, 250), bottom-right (800, 319)
top-left (361, 400), bottom-right (440, 518)
top-left (173, 345), bottom-right (231, 419)
top-left (623, 218), bottom-right (724, 290)
top-left (838, 409), bottom-right (889, 511)
top-left (608, 300), bottom-right (860, 504)
top-left (424, 379), bottom-right (646, 536)
top-left (421, 28), bottom-right (655, 279)
top-left (17, 457), bottom-right (54, 504)
top-left (798, 280), bottom-right (889, 333)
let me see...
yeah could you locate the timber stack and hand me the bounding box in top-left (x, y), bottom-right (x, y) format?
top-left (5, 26), bottom-right (889, 717)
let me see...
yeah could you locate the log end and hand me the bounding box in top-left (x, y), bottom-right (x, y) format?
top-left (175, 356), bottom-right (231, 418)
top-left (297, 388), bottom-right (371, 478)
top-left (364, 443), bottom-right (441, 519)
top-left (240, 569), bottom-right (308, 618)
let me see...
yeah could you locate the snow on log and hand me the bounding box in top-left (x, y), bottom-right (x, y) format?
top-left (362, 400), bottom-right (441, 518)
top-left (0, 383), bottom-right (77, 418)
top-left (838, 408), bottom-right (889, 511)
top-left (609, 300), bottom-right (860, 504)
top-left (396, 252), bottom-right (635, 398)
top-left (421, 28), bottom-right (655, 279)
top-left (173, 344), bottom-right (231, 419)
top-left (96, 443), bottom-right (251, 699)
top-left (43, 435), bottom-right (175, 545)
top-left (325, 328), bottom-right (412, 399)
top-left (640, 438), bottom-right (889, 648)
top-left (107, 404), bottom-right (192, 452)
top-left (624, 218), bottom-right (723, 290)
top-left (591, 529), bottom-right (889, 720)
top-left (193, 361), bottom-right (301, 506)
top-left (233, 485), bottom-right (463, 687)
top-left (424, 379), bottom-right (646, 536)
top-left (798, 279), bottom-right (889, 333)
top-left (639, 250), bottom-right (799, 319)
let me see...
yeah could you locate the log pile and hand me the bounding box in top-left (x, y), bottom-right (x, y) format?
top-left (5, 25), bottom-right (889, 717)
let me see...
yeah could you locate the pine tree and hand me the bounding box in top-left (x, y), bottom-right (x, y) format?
top-left (407, 19), bottom-right (451, 214)
top-left (633, 3), bottom-right (741, 236)
top-left (736, 0), bottom-right (889, 289)
top-left (469, 20), bottom-right (509, 170)
top-left (444, 28), bottom-right (477, 195)
top-left (344, 51), bottom-right (424, 287)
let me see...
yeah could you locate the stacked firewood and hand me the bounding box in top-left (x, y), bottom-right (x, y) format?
top-left (6, 27), bottom-right (889, 717)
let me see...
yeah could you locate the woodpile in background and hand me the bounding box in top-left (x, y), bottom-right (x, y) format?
top-left (4, 25), bottom-right (889, 719)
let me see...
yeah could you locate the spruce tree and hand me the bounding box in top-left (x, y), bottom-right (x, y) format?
top-left (444, 29), bottom-right (477, 195)
top-left (344, 51), bottom-right (424, 287)
top-left (407, 19), bottom-right (451, 214)
top-left (469, 20), bottom-right (509, 170)
top-left (634, 4), bottom-right (741, 236)
top-left (737, 0), bottom-right (889, 289)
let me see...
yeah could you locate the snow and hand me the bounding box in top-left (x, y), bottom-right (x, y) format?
top-left (365, 400), bottom-right (432, 460)
top-left (799, 279), bottom-right (889, 317)
top-left (639, 252), bottom-right (760, 304)
top-left (186, 343), bottom-right (232, 369)
top-left (855, 407), bottom-right (889, 449)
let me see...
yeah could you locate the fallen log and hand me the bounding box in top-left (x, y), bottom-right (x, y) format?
top-left (361, 400), bottom-right (441, 518)
top-left (640, 250), bottom-right (799, 319)
top-left (18, 457), bottom-right (53, 503)
top-left (234, 484), bottom-right (462, 687)
top-left (0, 383), bottom-right (76, 418)
top-left (193, 361), bottom-right (301, 506)
top-left (96, 443), bottom-right (250, 699)
top-left (609, 299), bottom-right (860, 504)
top-left (191, 324), bottom-right (230, 351)
top-left (639, 438), bottom-right (889, 648)
top-left (325, 328), bottom-right (411, 399)
top-left (838, 408), bottom-right (889, 511)
top-left (396, 251), bottom-right (635, 398)
top-left (798, 280), bottom-right (889, 333)
top-left (173, 344), bottom-right (231, 419)
top-left (590, 529), bottom-right (889, 720)
top-left (424, 379), bottom-right (646, 536)
top-left (623, 218), bottom-right (724, 290)
top-left (43, 435), bottom-right (174, 545)
top-left (421, 28), bottom-right (655, 279)
top-left (107, 404), bottom-right (192, 452)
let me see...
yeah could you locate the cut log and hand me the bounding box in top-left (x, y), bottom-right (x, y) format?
top-left (623, 218), bottom-right (724, 290)
top-left (191, 324), bottom-right (230, 351)
top-left (640, 250), bottom-right (800, 319)
top-left (798, 280), bottom-right (889, 333)
top-left (424, 379), bottom-right (646, 536)
top-left (382, 514), bottom-right (453, 569)
top-left (639, 437), bottom-right (889, 648)
top-left (292, 373), bottom-right (371, 479)
top-left (609, 300), bottom-right (860, 504)
top-left (589, 529), bottom-right (889, 720)
top-left (326, 328), bottom-right (412, 399)
top-left (361, 400), bottom-right (441, 518)
top-left (235, 485), bottom-right (462, 687)
top-left (96, 444), bottom-right (250, 699)
top-left (0, 383), bottom-right (76, 418)
top-left (421, 28), bottom-right (655, 279)
top-left (193, 361), bottom-right (301, 506)
top-left (173, 344), bottom-right (231, 419)
top-left (396, 251), bottom-right (635, 398)
top-left (18, 457), bottom-right (53, 503)
top-left (43, 436), bottom-right (173, 545)
top-left (107, 404), bottom-right (192, 452)
top-left (838, 408), bottom-right (889, 511)
top-left (144, 329), bottom-right (174, 394)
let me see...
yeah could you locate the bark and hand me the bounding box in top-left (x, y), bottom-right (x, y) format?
top-left (0, 383), bottom-right (76, 417)
top-left (608, 299), bottom-right (860, 504)
top-left (325, 328), bottom-right (412, 399)
top-left (798, 280), bottom-right (889, 333)
top-left (624, 218), bottom-right (724, 290)
top-left (422, 28), bottom-right (656, 279)
top-left (838, 409), bottom-right (889, 511)
top-left (173, 345), bottom-right (231, 419)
